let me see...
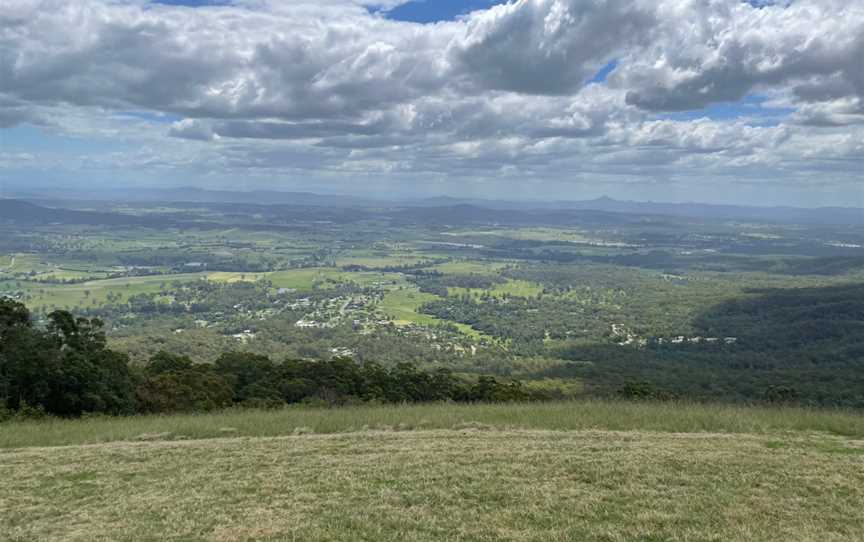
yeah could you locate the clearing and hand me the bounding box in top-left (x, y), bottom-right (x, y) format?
top-left (1, 402), bottom-right (863, 541)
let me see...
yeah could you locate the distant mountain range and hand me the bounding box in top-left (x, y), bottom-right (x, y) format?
top-left (3, 187), bottom-right (862, 226)
top-left (11, 187), bottom-right (375, 208)
top-left (502, 196), bottom-right (864, 225)
top-left (0, 199), bottom-right (146, 226)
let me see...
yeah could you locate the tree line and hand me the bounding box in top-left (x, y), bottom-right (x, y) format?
top-left (0, 300), bottom-right (543, 419)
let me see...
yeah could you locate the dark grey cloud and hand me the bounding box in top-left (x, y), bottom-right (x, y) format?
top-left (0, 94), bottom-right (46, 127)
top-left (451, 0), bottom-right (655, 95)
top-left (5, 0), bottom-right (860, 124)
top-left (0, 0), bottom-right (451, 124)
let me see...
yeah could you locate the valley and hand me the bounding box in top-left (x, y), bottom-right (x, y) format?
top-left (2, 197), bottom-right (862, 406)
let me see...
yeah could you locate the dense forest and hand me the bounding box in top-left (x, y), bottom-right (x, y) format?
top-left (417, 276), bottom-right (864, 407)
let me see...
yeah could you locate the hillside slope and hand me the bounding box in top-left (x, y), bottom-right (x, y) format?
top-left (2, 429), bottom-right (863, 541)
top-left (2, 402), bottom-right (863, 541)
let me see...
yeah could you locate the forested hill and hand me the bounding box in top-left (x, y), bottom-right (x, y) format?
top-left (0, 199), bottom-right (144, 226)
top-left (9, 187), bottom-right (864, 225)
top-left (0, 198), bottom-right (664, 230)
top-left (8, 194), bottom-right (863, 231)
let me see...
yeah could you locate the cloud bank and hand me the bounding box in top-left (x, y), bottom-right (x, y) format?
top-left (1, 0), bottom-right (862, 205)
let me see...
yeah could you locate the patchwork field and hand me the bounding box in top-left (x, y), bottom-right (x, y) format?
top-left (378, 287), bottom-right (441, 326)
top-left (444, 227), bottom-right (596, 243)
top-left (14, 273), bottom-right (210, 310)
top-left (2, 202), bottom-right (864, 406)
top-left (2, 402), bottom-right (863, 542)
top-left (377, 286), bottom-right (487, 339)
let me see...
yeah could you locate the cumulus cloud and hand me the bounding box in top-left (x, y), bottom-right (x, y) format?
top-left (0, 0), bottom-right (861, 204)
top-left (5, 0), bottom-right (860, 121)
top-left (450, 0), bottom-right (655, 95)
top-left (168, 119), bottom-right (216, 141)
top-left (791, 97), bottom-right (864, 127)
top-left (617, 0), bottom-right (864, 111)
top-left (0, 0), bottom-right (458, 126)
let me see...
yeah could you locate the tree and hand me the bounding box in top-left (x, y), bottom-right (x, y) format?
top-left (0, 298), bottom-right (30, 338)
top-left (1, 306), bottom-right (136, 416)
top-left (146, 351), bottom-right (194, 375)
top-left (136, 369), bottom-right (233, 413)
top-left (47, 310), bottom-right (107, 354)
top-left (214, 352), bottom-right (280, 403)
top-left (765, 385), bottom-right (799, 405)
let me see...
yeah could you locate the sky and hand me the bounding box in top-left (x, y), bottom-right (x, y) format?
top-left (0, 0), bottom-right (862, 207)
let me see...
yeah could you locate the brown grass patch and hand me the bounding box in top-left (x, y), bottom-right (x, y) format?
top-left (1, 429), bottom-right (862, 541)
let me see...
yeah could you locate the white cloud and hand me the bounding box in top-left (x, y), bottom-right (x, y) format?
top-left (0, 0), bottom-right (861, 204)
top-left (791, 97), bottom-right (864, 126)
top-left (617, 0), bottom-right (864, 111)
top-left (168, 118), bottom-right (216, 141)
top-left (449, 0), bottom-right (655, 94)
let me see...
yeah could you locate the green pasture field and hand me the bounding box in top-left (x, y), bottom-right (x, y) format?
top-left (377, 287), bottom-right (441, 326)
top-left (204, 271), bottom-right (271, 283)
top-left (442, 228), bottom-right (641, 249)
top-left (1, 252), bottom-right (122, 282)
top-left (9, 267), bottom-right (341, 310)
top-left (345, 272), bottom-right (403, 289)
top-left (376, 285), bottom-right (486, 339)
top-left (9, 266), bottom-right (410, 311)
top-left (5, 253), bottom-right (49, 274)
top-left (267, 268), bottom-right (351, 290)
top-left (18, 273), bottom-right (209, 310)
top-left (444, 227), bottom-right (594, 243)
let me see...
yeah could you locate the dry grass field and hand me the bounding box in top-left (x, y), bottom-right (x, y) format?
top-left (2, 402), bottom-right (863, 541)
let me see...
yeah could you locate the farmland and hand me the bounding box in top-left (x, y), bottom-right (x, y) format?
top-left (1, 197), bottom-right (863, 405)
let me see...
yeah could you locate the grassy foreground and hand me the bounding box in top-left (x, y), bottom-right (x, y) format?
top-left (2, 402), bottom-right (863, 541)
top-left (2, 400), bottom-right (863, 449)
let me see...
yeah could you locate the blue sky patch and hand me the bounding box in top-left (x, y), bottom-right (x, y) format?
top-left (656, 95), bottom-right (795, 125)
top-left (590, 60), bottom-right (618, 84)
top-left (3, 125), bottom-right (132, 154)
top-left (384, 0), bottom-right (505, 23)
